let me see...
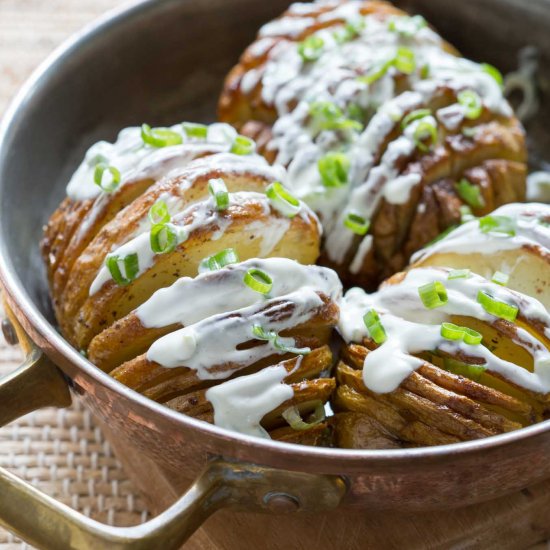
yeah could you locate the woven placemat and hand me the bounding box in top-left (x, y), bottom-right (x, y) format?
top-left (0, 1), bottom-right (149, 547)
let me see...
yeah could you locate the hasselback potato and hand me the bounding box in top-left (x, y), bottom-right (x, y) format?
top-left (219, 0), bottom-right (527, 288)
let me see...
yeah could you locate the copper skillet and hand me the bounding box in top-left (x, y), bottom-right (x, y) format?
top-left (0, 0), bottom-right (549, 548)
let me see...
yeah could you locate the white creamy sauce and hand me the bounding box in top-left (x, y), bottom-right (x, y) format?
top-left (527, 172), bottom-right (550, 203)
top-left (412, 203), bottom-right (550, 262)
top-left (242, 3), bottom-right (513, 273)
top-left (338, 267), bottom-right (550, 394)
top-left (66, 123), bottom-right (239, 202)
top-left (206, 365), bottom-right (294, 438)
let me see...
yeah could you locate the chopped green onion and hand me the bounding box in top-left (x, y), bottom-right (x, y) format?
top-left (477, 290), bottom-right (518, 322)
top-left (93, 163), bottom-right (121, 193)
top-left (363, 309), bottom-right (387, 344)
top-left (413, 119), bottom-right (438, 152)
top-left (458, 90), bottom-right (483, 120)
top-left (418, 281), bottom-right (448, 309)
top-left (148, 200), bottom-right (170, 225)
top-left (298, 35), bottom-right (324, 62)
top-left (282, 401), bottom-right (325, 431)
top-left (359, 60), bottom-right (392, 85)
top-left (106, 253), bottom-right (139, 286)
top-left (230, 135), bottom-right (255, 155)
top-left (448, 269), bottom-right (471, 280)
top-left (479, 215), bottom-right (516, 237)
top-left (440, 322), bottom-right (482, 345)
top-left (460, 205), bottom-right (475, 223)
top-left (393, 47), bottom-right (416, 75)
top-left (344, 213), bottom-right (370, 235)
top-left (333, 18), bottom-right (365, 44)
top-left (266, 181), bottom-right (301, 218)
top-left (208, 178), bottom-right (229, 211)
top-left (388, 15), bottom-right (427, 37)
top-left (141, 124), bottom-right (183, 148)
top-left (491, 271), bottom-right (509, 286)
top-left (481, 63), bottom-right (504, 87)
top-left (182, 122), bottom-right (208, 139)
top-left (244, 268), bottom-right (273, 294)
top-left (309, 101), bottom-right (363, 132)
top-left (199, 248), bottom-right (240, 272)
top-left (347, 103), bottom-right (366, 123)
top-left (420, 63), bottom-right (430, 79)
top-left (251, 325), bottom-right (310, 355)
top-left (150, 223), bottom-right (178, 254)
top-left (455, 178), bottom-right (485, 209)
top-left (318, 152), bottom-right (350, 188)
top-left (401, 109), bottom-right (431, 129)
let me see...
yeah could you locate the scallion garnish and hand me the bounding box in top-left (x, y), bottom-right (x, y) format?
top-left (479, 215), bottom-right (516, 237)
top-left (344, 213), bottom-right (370, 235)
top-left (251, 324), bottom-right (310, 355)
top-left (481, 63), bottom-right (504, 87)
top-left (393, 46), bottom-right (416, 74)
top-left (418, 281), bottom-right (448, 309)
top-left (460, 205), bottom-right (475, 223)
top-left (455, 178), bottom-right (485, 209)
top-left (199, 248), bottom-right (240, 272)
top-left (208, 178), bottom-right (229, 211)
top-left (93, 163), bottom-right (121, 193)
top-left (230, 135), bottom-right (255, 155)
top-left (141, 124), bottom-right (183, 148)
top-left (106, 253), bottom-right (139, 286)
top-left (150, 223), bottom-right (178, 254)
top-left (458, 90), bottom-right (483, 120)
top-left (244, 268), bottom-right (273, 294)
top-left (440, 322), bottom-right (482, 345)
top-left (401, 109), bottom-right (431, 129)
top-left (298, 35), bottom-right (324, 62)
top-left (448, 269), bottom-right (471, 280)
top-left (491, 271), bottom-right (509, 286)
top-left (363, 309), bottom-right (387, 344)
top-left (413, 119), bottom-right (438, 152)
top-left (282, 401), bottom-right (325, 431)
top-left (477, 290), bottom-right (519, 322)
top-left (388, 15), bottom-right (427, 37)
top-left (182, 122), bottom-right (208, 139)
top-left (266, 181), bottom-right (301, 218)
top-left (333, 18), bottom-right (365, 44)
top-left (318, 152), bottom-right (350, 188)
top-left (148, 200), bottom-right (170, 225)
top-left (420, 64), bottom-right (430, 79)
top-left (309, 101), bottom-right (363, 132)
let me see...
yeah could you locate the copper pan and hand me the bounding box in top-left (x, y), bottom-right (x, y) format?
top-left (0, 0), bottom-right (549, 548)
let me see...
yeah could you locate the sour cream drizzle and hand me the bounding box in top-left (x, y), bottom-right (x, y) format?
top-left (245, 1), bottom-right (512, 270)
top-left (338, 267), bottom-right (550, 394)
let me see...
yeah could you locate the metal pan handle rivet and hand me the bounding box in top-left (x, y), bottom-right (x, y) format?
top-left (263, 492), bottom-right (300, 513)
top-left (1, 318), bottom-right (18, 346)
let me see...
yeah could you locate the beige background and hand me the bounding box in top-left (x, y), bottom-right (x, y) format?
top-left (0, 1), bottom-right (148, 548)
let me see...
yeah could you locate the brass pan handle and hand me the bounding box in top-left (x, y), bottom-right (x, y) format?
top-left (0, 308), bottom-right (346, 549)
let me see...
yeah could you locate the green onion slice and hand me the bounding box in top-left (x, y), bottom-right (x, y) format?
top-left (93, 163), bottom-right (121, 193)
top-left (344, 213), bottom-right (370, 235)
top-left (251, 325), bottom-right (310, 355)
top-left (455, 178), bottom-right (485, 209)
top-left (440, 322), bottom-right (482, 345)
top-left (282, 401), bottom-right (325, 431)
top-left (148, 200), bottom-right (170, 225)
top-left (150, 223), bottom-right (178, 254)
top-left (106, 253), bottom-right (139, 286)
top-left (388, 15), bottom-right (427, 37)
top-left (481, 63), bottom-right (504, 87)
top-left (448, 269), bottom-right (471, 280)
top-left (244, 268), bottom-right (273, 294)
top-left (401, 109), bottom-right (431, 129)
top-left (363, 309), bottom-right (387, 344)
top-left (413, 119), bottom-right (438, 152)
top-left (199, 248), bottom-right (240, 272)
top-left (333, 18), bottom-right (365, 44)
top-left (309, 101), bottom-right (363, 132)
top-left (458, 90), bottom-right (483, 120)
top-left (266, 181), bottom-right (301, 218)
top-left (418, 281), bottom-right (448, 309)
top-left (182, 122), bottom-right (208, 139)
top-left (359, 60), bottom-right (392, 85)
top-left (479, 215), bottom-right (516, 237)
top-left (141, 124), bottom-right (183, 148)
top-left (491, 271), bottom-right (509, 286)
top-left (230, 135), bottom-right (255, 155)
top-left (298, 35), bottom-right (324, 62)
top-left (208, 178), bottom-right (229, 211)
top-left (477, 290), bottom-right (519, 322)
top-left (420, 64), bottom-right (430, 79)
top-left (393, 47), bottom-right (416, 75)
top-left (318, 152), bottom-right (350, 188)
